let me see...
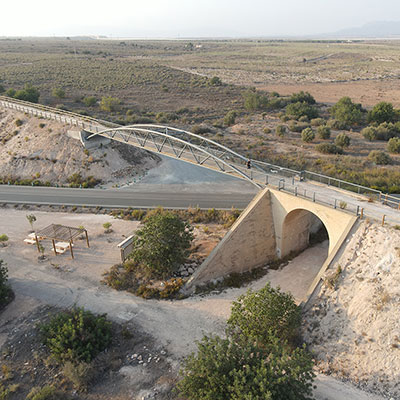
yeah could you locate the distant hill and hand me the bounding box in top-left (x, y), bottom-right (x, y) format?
top-left (329, 21), bottom-right (400, 38)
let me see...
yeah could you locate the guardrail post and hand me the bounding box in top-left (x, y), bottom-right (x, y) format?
top-left (334, 199), bottom-right (337, 209)
top-left (384, 194), bottom-right (388, 205)
top-left (304, 189), bottom-right (306, 198)
top-left (382, 215), bottom-right (386, 226)
top-left (265, 175), bottom-right (268, 185)
top-left (356, 205), bottom-right (360, 216)
top-left (295, 187), bottom-right (298, 196)
top-left (360, 208), bottom-right (364, 219)
top-left (312, 192), bottom-right (316, 202)
top-left (292, 176), bottom-right (294, 185)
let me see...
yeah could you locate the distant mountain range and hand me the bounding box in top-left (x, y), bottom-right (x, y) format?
top-left (328, 21), bottom-right (400, 38)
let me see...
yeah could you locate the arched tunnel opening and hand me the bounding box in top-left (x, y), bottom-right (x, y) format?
top-left (273, 209), bottom-right (330, 302)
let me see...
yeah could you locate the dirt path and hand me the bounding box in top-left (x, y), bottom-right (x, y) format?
top-left (0, 209), bottom-right (388, 399)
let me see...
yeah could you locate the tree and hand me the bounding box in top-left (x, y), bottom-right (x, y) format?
top-left (387, 137), bottom-right (400, 153)
top-left (52, 88), bottom-right (66, 99)
top-left (227, 283), bottom-right (301, 347)
top-left (177, 334), bottom-right (314, 400)
top-left (368, 150), bottom-right (392, 165)
top-left (224, 110), bottom-right (237, 126)
top-left (243, 89), bottom-right (268, 111)
top-left (100, 96), bottom-right (120, 112)
top-left (301, 127), bottom-right (315, 143)
top-left (83, 96), bottom-right (97, 107)
top-left (285, 102), bottom-right (318, 120)
top-left (128, 211), bottom-right (193, 278)
top-left (335, 132), bottom-right (351, 148)
top-left (14, 84), bottom-right (40, 103)
top-left (317, 125), bottom-right (331, 139)
top-left (368, 102), bottom-right (395, 124)
top-left (26, 214), bottom-right (37, 230)
top-left (330, 97), bottom-right (363, 126)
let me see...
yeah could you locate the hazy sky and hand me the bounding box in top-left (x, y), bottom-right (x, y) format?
top-left (2, 0), bottom-right (400, 37)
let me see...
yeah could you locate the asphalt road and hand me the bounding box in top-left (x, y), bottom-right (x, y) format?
top-left (0, 185), bottom-right (255, 210)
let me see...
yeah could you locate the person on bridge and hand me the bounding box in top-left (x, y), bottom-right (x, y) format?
top-left (247, 159), bottom-right (252, 169)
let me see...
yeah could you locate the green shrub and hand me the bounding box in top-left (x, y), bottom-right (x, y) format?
top-left (335, 132), bottom-right (351, 148)
top-left (0, 260), bottom-right (12, 307)
top-left (361, 126), bottom-right (377, 141)
top-left (368, 150), bottom-right (392, 165)
top-left (15, 119), bottom-right (23, 127)
top-left (301, 127), bottom-right (315, 143)
top-left (375, 122), bottom-right (399, 141)
top-left (13, 84), bottom-right (40, 103)
top-left (83, 96), bottom-right (97, 107)
top-left (52, 88), bottom-right (65, 99)
top-left (330, 97), bottom-right (363, 126)
top-left (224, 110), bottom-right (237, 126)
top-left (266, 97), bottom-right (287, 110)
top-left (67, 173), bottom-right (101, 188)
top-left (227, 283), bottom-right (301, 346)
top-left (368, 101), bottom-right (395, 124)
top-left (40, 308), bottom-right (112, 364)
top-left (209, 76), bottom-right (222, 86)
top-left (290, 91), bottom-right (315, 105)
top-left (288, 121), bottom-right (309, 133)
top-left (177, 334), bottom-right (314, 400)
top-left (276, 125), bottom-right (286, 137)
top-left (317, 125), bottom-right (331, 139)
top-left (191, 125), bottom-right (210, 135)
top-left (326, 118), bottom-right (348, 130)
top-left (26, 385), bottom-right (70, 400)
top-left (387, 137), bottom-right (400, 153)
top-left (285, 101), bottom-right (318, 120)
top-left (243, 89), bottom-right (268, 111)
top-left (102, 222), bottom-right (112, 233)
top-left (100, 96), bottom-right (120, 112)
top-left (62, 361), bottom-right (94, 391)
top-left (0, 234), bottom-right (8, 243)
top-left (310, 117), bottom-right (325, 126)
top-left (316, 143), bottom-right (343, 154)
top-left (128, 211), bottom-right (193, 279)
top-left (263, 127), bottom-right (271, 134)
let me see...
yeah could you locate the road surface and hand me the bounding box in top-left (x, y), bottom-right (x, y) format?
top-left (0, 185), bottom-right (255, 210)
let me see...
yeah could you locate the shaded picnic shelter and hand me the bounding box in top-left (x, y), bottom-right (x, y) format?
top-left (34, 224), bottom-right (90, 259)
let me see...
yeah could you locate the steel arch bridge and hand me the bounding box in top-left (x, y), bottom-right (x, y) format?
top-left (87, 124), bottom-right (282, 188)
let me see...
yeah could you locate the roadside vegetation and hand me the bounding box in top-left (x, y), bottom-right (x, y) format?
top-left (177, 283), bottom-right (315, 399)
top-left (0, 260), bottom-right (13, 310)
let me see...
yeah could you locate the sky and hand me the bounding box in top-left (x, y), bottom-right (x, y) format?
top-left (2, 0), bottom-right (400, 38)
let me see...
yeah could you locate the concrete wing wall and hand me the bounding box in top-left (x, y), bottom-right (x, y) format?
top-left (186, 188), bottom-right (276, 288)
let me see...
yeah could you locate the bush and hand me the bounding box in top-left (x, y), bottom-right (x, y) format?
top-left (67, 172), bottom-right (101, 188)
top-left (326, 118), bottom-right (348, 130)
top-left (301, 127), bottom-right (315, 143)
top-left (368, 101), bottom-right (395, 124)
top-left (62, 361), bottom-right (94, 391)
top-left (40, 307), bottom-right (112, 364)
top-left (209, 76), bottom-right (222, 86)
top-left (330, 97), bottom-right (363, 126)
top-left (13, 84), bottom-right (40, 103)
top-left (285, 101), bottom-right (318, 120)
top-left (387, 137), bottom-right (400, 153)
top-left (375, 122), bottom-right (399, 141)
top-left (227, 283), bottom-right (301, 346)
top-left (0, 234), bottom-right (8, 243)
top-left (316, 143), bottom-right (343, 154)
top-left (317, 125), bottom-right (331, 139)
top-left (15, 119), bottom-right (23, 127)
top-left (52, 88), bottom-right (65, 99)
top-left (290, 91), bottom-right (315, 105)
top-left (335, 132), bottom-right (351, 148)
top-left (177, 334), bottom-right (314, 400)
top-left (310, 117), bottom-right (325, 127)
top-left (100, 96), bottom-right (120, 112)
top-left (276, 125), bottom-right (286, 137)
top-left (224, 110), bottom-right (237, 126)
top-left (83, 96), bottom-right (97, 107)
top-left (128, 211), bottom-right (193, 278)
top-left (288, 121), bottom-right (309, 133)
top-left (26, 385), bottom-right (70, 400)
top-left (243, 89), bottom-right (268, 111)
top-left (0, 260), bottom-right (12, 307)
top-left (368, 151), bottom-right (392, 165)
top-left (361, 126), bottom-right (377, 141)
top-left (192, 124), bottom-right (211, 135)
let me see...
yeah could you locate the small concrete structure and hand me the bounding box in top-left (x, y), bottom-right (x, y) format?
top-left (186, 187), bottom-right (357, 289)
top-left (67, 130), bottom-right (111, 149)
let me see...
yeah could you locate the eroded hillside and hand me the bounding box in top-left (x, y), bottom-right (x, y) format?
top-left (0, 109), bottom-right (159, 187)
top-left (303, 221), bottom-right (400, 399)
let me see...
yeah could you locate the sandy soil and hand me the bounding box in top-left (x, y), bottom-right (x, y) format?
top-left (261, 79), bottom-right (400, 108)
top-left (0, 209), bottom-right (391, 399)
top-left (303, 221), bottom-right (400, 399)
top-left (0, 109), bottom-right (159, 186)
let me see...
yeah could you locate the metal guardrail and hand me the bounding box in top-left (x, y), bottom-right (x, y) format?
top-left (0, 96), bottom-right (399, 216)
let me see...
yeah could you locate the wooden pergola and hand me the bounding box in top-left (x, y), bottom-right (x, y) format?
top-left (34, 224), bottom-right (90, 259)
